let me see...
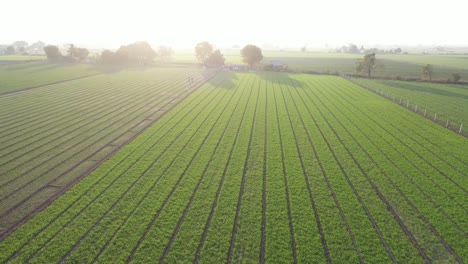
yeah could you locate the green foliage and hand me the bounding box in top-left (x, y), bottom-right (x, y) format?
top-left (157, 46), bottom-right (174, 61)
top-left (240, 44), bottom-right (263, 67)
top-left (452, 73), bottom-right (461, 83)
top-left (43, 45), bottom-right (62, 60)
top-left (195, 41), bottom-right (213, 65)
top-left (100, 42), bottom-right (156, 65)
top-left (205, 50), bottom-right (225, 67)
top-left (421, 64), bottom-right (434, 80)
top-left (66, 44), bottom-right (89, 62)
top-left (5, 46), bottom-right (15, 55)
top-left (0, 67), bottom-right (210, 239)
top-left (0, 62), bottom-right (99, 94)
top-left (0, 72), bottom-right (465, 263)
top-left (194, 42), bottom-right (224, 67)
top-left (354, 78), bottom-right (468, 128)
top-left (356, 53), bottom-right (380, 77)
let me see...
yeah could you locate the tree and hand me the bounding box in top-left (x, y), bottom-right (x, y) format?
top-left (157, 46), bottom-right (173, 61)
top-left (115, 41), bottom-right (156, 64)
top-left (205, 50), bottom-right (225, 67)
top-left (394, 47), bottom-right (402, 54)
top-left (100, 49), bottom-right (117, 64)
top-left (43, 45), bottom-right (62, 60)
top-left (100, 42), bottom-right (156, 65)
top-left (67, 44), bottom-right (77, 58)
top-left (356, 53), bottom-right (380, 78)
top-left (29, 41), bottom-right (46, 51)
top-left (348, 43), bottom-right (360, 54)
top-left (5, 46), bottom-right (15, 55)
top-left (300, 46), bottom-right (307, 52)
top-left (75, 48), bottom-right (89, 62)
top-left (195, 41), bottom-right (213, 65)
top-left (241, 44), bottom-right (263, 67)
top-left (452, 73), bottom-right (461, 83)
top-left (13, 40), bottom-right (28, 50)
top-left (421, 64), bottom-right (434, 81)
top-left (129, 41), bottom-right (156, 64)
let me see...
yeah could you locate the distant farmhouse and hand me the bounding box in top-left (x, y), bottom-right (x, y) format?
top-left (223, 64), bottom-right (248, 71)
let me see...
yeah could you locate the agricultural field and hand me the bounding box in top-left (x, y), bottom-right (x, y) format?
top-left (0, 62), bottom-right (108, 94)
top-left (0, 66), bottom-right (213, 234)
top-left (353, 78), bottom-right (468, 130)
top-left (0, 55), bottom-right (46, 61)
top-left (379, 54), bottom-right (468, 70)
top-left (170, 50), bottom-right (468, 81)
top-left (1, 72), bottom-right (466, 263)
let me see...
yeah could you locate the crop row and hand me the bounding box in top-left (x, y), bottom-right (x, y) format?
top-left (0, 67), bottom-right (213, 233)
top-left (351, 78), bottom-right (468, 130)
top-left (0, 72), bottom-right (465, 263)
top-left (0, 62), bottom-right (102, 94)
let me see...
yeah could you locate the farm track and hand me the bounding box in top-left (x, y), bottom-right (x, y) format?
top-left (0, 68), bottom-right (215, 238)
top-left (1, 72), bottom-right (465, 263)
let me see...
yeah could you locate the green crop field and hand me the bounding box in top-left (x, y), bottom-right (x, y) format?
top-left (353, 78), bottom-right (468, 130)
top-left (379, 54), bottom-right (468, 70)
top-left (0, 62), bottom-right (107, 94)
top-left (170, 50), bottom-right (468, 81)
top-left (0, 55), bottom-right (46, 61)
top-left (1, 72), bottom-right (465, 263)
top-left (0, 66), bottom-right (213, 234)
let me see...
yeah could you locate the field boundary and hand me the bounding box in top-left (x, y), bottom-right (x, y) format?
top-left (0, 70), bottom-right (218, 241)
top-left (0, 73), bottom-right (103, 96)
top-left (342, 75), bottom-right (467, 137)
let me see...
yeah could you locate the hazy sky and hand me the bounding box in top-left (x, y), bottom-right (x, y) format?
top-left (2, 0), bottom-right (467, 49)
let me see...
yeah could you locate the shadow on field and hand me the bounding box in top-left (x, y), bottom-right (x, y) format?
top-left (257, 71), bottom-right (306, 88)
top-left (207, 71), bottom-right (239, 89)
top-left (381, 80), bottom-right (468, 100)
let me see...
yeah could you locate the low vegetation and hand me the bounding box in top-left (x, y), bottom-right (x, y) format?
top-left (1, 72), bottom-right (465, 263)
top-left (0, 67), bottom-right (213, 233)
top-left (352, 78), bottom-right (468, 129)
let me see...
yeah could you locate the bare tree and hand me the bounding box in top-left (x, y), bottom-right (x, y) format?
top-left (421, 64), bottom-right (434, 81)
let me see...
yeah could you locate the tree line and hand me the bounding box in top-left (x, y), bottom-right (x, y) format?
top-left (43, 44), bottom-right (90, 62)
top-left (195, 41), bottom-right (263, 68)
top-left (0, 41), bottom-right (46, 55)
top-left (336, 43), bottom-right (404, 54)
